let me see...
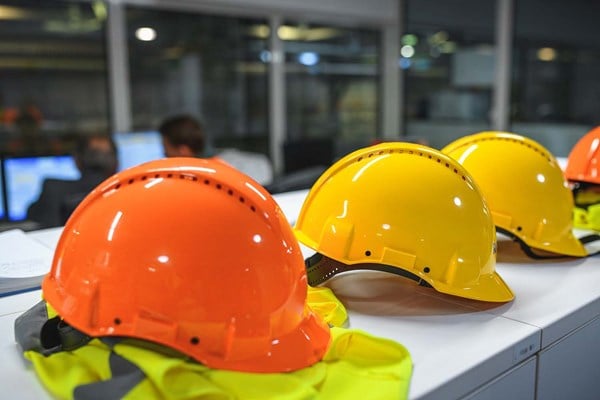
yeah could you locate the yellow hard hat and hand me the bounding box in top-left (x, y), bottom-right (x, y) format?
top-left (294, 142), bottom-right (514, 302)
top-left (442, 131), bottom-right (586, 257)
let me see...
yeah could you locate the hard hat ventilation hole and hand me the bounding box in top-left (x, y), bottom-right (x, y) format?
top-left (357, 157), bottom-right (363, 162)
top-left (423, 267), bottom-right (430, 273)
top-left (516, 226), bottom-right (523, 231)
top-left (453, 168), bottom-right (458, 173)
top-left (408, 150), bottom-right (413, 154)
top-left (114, 318), bottom-right (121, 325)
top-left (127, 173), bottom-right (251, 208)
top-left (428, 155), bottom-right (432, 159)
top-left (198, 179), bottom-right (257, 215)
top-left (462, 175), bottom-right (466, 181)
top-left (368, 153), bottom-right (373, 158)
top-left (419, 152), bottom-right (423, 156)
top-left (115, 184), bottom-right (121, 189)
top-left (445, 162), bottom-right (449, 167)
top-left (477, 137), bottom-right (553, 163)
top-left (437, 158), bottom-right (441, 163)
top-left (190, 337), bottom-right (200, 345)
top-left (365, 250), bottom-right (372, 256)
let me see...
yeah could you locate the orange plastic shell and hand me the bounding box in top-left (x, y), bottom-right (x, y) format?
top-left (42, 157), bottom-right (330, 373)
top-left (565, 126), bottom-right (600, 184)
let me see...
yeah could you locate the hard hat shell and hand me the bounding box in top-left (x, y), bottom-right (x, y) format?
top-left (294, 142), bottom-right (514, 302)
top-left (565, 126), bottom-right (600, 184)
top-left (443, 132), bottom-right (586, 257)
top-left (42, 157), bottom-right (330, 373)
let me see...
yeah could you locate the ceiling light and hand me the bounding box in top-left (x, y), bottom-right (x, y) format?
top-left (136, 27), bottom-right (156, 42)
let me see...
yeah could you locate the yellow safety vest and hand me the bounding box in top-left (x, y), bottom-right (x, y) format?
top-left (574, 206), bottom-right (600, 231)
top-left (16, 287), bottom-right (412, 400)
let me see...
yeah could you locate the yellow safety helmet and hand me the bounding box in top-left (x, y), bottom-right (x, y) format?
top-left (442, 132), bottom-right (586, 257)
top-left (294, 142), bottom-right (514, 302)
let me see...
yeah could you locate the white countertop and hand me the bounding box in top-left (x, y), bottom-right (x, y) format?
top-left (441, 240), bottom-right (600, 348)
top-left (324, 272), bottom-right (539, 400)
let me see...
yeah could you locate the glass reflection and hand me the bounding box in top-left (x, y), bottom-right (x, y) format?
top-left (403, 0), bottom-right (496, 149)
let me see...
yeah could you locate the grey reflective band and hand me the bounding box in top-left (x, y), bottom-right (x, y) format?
top-left (14, 300), bottom-right (49, 354)
top-left (14, 301), bottom-right (165, 400)
top-left (74, 352), bottom-right (145, 400)
top-left (14, 300), bottom-right (92, 356)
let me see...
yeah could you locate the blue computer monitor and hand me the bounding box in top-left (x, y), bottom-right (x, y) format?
top-left (113, 131), bottom-right (165, 171)
top-left (0, 160), bottom-right (5, 220)
top-left (4, 155), bottom-right (80, 221)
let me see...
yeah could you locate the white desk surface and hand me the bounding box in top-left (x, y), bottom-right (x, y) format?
top-left (0, 312), bottom-right (49, 400)
top-left (323, 273), bottom-right (540, 400)
top-left (0, 189), bottom-right (597, 399)
top-left (443, 248), bottom-right (600, 349)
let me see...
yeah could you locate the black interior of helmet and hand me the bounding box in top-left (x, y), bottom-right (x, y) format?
top-left (570, 181), bottom-right (600, 208)
top-left (305, 253), bottom-right (433, 288)
top-left (495, 226), bottom-right (583, 259)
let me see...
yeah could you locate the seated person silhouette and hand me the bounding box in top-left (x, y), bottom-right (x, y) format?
top-left (26, 134), bottom-right (118, 229)
top-left (159, 114), bottom-right (206, 158)
top-left (158, 114), bottom-right (273, 184)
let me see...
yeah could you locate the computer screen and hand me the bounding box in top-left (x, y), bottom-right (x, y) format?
top-left (4, 155), bottom-right (80, 221)
top-left (0, 160), bottom-right (5, 220)
top-left (113, 131), bottom-right (165, 171)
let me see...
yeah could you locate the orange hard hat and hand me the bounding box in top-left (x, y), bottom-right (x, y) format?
top-left (565, 126), bottom-right (600, 184)
top-left (42, 157), bottom-right (330, 373)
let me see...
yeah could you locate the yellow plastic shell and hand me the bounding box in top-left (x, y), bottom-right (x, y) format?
top-left (443, 132), bottom-right (586, 257)
top-left (295, 142), bottom-right (514, 302)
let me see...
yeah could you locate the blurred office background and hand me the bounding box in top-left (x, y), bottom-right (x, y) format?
top-left (0, 0), bottom-right (598, 172)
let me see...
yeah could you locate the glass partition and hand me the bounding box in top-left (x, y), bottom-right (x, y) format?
top-left (282, 21), bottom-right (380, 164)
top-left (511, 0), bottom-right (600, 156)
top-left (403, 0), bottom-right (496, 149)
top-left (0, 0), bottom-right (109, 156)
top-left (126, 7), bottom-right (269, 155)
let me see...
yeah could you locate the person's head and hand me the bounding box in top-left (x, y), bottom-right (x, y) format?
top-left (74, 134), bottom-right (118, 176)
top-left (158, 114), bottom-right (206, 157)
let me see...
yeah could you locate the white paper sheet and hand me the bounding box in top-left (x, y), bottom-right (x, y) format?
top-left (0, 229), bottom-right (53, 278)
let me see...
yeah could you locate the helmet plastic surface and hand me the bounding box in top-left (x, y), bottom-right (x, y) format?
top-left (294, 142), bottom-right (514, 302)
top-left (565, 126), bottom-right (600, 184)
top-left (443, 132), bottom-right (586, 257)
top-left (42, 157), bottom-right (330, 373)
